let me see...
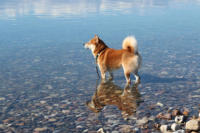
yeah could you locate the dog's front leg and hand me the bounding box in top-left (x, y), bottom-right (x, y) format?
top-left (101, 71), bottom-right (106, 80)
top-left (99, 65), bottom-right (106, 80)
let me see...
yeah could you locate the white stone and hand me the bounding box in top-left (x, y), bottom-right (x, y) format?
top-left (34, 127), bottom-right (47, 132)
top-left (0, 97), bottom-right (5, 101)
top-left (175, 115), bottom-right (184, 124)
top-left (185, 119), bottom-right (200, 131)
top-left (160, 125), bottom-right (168, 133)
top-left (157, 102), bottom-right (164, 107)
top-left (40, 100), bottom-right (46, 104)
top-left (173, 130), bottom-right (185, 133)
top-left (97, 128), bottom-right (104, 133)
top-left (171, 123), bottom-right (180, 131)
top-left (136, 116), bottom-right (148, 125)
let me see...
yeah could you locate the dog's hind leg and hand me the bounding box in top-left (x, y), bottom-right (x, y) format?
top-left (108, 71), bottom-right (113, 80)
top-left (134, 72), bottom-right (140, 84)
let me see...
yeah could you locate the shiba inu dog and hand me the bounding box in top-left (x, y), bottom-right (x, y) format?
top-left (86, 81), bottom-right (142, 118)
top-left (84, 35), bottom-right (142, 84)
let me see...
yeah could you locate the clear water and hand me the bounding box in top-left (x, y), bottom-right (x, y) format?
top-left (0, 0), bottom-right (200, 132)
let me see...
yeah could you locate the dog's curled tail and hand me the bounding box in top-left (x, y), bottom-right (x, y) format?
top-left (122, 36), bottom-right (138, 54)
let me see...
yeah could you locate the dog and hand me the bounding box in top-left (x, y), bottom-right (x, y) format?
top-left (84, 35), bottom-right (142, 84)
top-left (86, 80), bottom-right (142, 118)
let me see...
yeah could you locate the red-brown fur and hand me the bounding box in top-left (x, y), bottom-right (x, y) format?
top-left (84, 35), bottom-right (142, 84)
top-left (86, 81), bottom-right (141, 118)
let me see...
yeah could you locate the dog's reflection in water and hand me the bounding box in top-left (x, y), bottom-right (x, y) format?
top-left (86, 80), bottom-right (142, 119)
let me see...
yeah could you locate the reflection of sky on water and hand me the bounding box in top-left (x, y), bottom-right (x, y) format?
top-left (0, 0), bottom-right (200, 19)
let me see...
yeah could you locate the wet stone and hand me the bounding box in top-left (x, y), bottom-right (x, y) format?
top-left (175, 115), bottom-right (184, 124)
top-left (185, 119), bottom-right (200, 131)
top-left (0, 97), bottom-right (5, 101)
top-left (40, 100), bottom-right (47, 104)
top-left (136, 116), bottom-right (148, 125)
top-left (119, 125), bottom-right (133, 133)
top-left (173, 130), bottom-right (185, 133)
top-left (97, 128), bottom-right (104, 133)
top-left (34, 127), bottom-right (48, 132)
top-left (156, 113), bottom-right (172, 120)
top-left (48, 118), bottom-right (57, 122)
top-left (160, 125), bottom-right (169, 133)
top-left (171, 123), bottom-right (181, 131)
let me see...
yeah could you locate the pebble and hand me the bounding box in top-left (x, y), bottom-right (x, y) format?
top-left (48, 118), bottom-right (56, 122)
top-left (173, 129), bottom-right (185, 133)
top-left (199, 110), bottom-right (200, 118)
top-left (97, 128), bottom-right (104, 133)
top-left (119, 125), bottom-right (133, 133)
top-left (171, 123), bottom-right (180, 131)
top-left (149, 116), bottom-right (155, 121)
top-left (136, 116), bottom-right (148, 125)
top-left (83, 129), bottom-right (88, 133)
top-left (156, 102), bottom-right (164, 107)
top-left (76, 125), bottom-right (83, 129)
top-left (0, 124), bottom-right (6, 129)
top-left (160, 71), bottom-right (168, 75)
top-left (185, 119), bottom-right (200, 131)
top-left (112, 131), bottom-right (119, 133)
top-left (0, 97), bottom-right (5, 101)
top-left (175, 116), bottom-right (184, 124)
top-left (34, 127), bottom-right (48, 132)
top-left (45, 85), bottom-right (53, 89)
top-left (40, 100), bottom-right (46, 104)
top-left (182, 108), bottom-right (189, 116)
top-left (160, 125), bottom-right (169, 133)
top-left (157, 113), bottom-right (172, 120)
top-left (62, 110), bottom-right (70, 114)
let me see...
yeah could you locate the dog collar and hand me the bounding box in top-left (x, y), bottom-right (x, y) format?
top-left (95, 47), bottom-right (107, 63)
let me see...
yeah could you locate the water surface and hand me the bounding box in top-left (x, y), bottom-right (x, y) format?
top-left (0, 0), bottom-right (200, 132)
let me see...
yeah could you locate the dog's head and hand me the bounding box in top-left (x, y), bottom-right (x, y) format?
top-left (84, 35), bottom-right (100, 52)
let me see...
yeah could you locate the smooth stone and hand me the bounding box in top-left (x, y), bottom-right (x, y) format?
top-left (175, 116), bottom-right (184, 124)
top-left (173, 130), bottom-right (185, 133)
top-left (182, 108), bottom-right (189, 116)
top-left (119, 125), bottom-right (133, 133)
top-left (156, 102), bottom-right (164, 107)
top-left (149, 116), bottom-right (155, 121)
top-left (34, 127), bottom-right (48, 132)
top-left (112, 131), bottom-right (119, 133)
top-left (40, 101), bottom-right (46, 104)
top-left (157, 113), bottom-right (172, 120)
top-left (171, 123), bottom-right (180, 131)
top-left (48, 118), bottom-right (56, 122)
top-left (136, 116), bottom-right (148, 125)
top-left (76, 125), bottom-right (83, 129)
top-left (62, 110), bottom-right (70, 114)
top-left (185, 119), bottom-right (200, 131)
top-left (160, 125), bottom-right (169, 133)
top-left (0, 124), bottom-right (6, 129)
top-left (97, 128), bottom-right (104, 133)
top-left (83, 129), bottom-right (88, 133)
top-left (0, 97), bottom-right (5, 101)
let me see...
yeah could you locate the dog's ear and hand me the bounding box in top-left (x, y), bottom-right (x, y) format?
top-left (94, 35), bottom-right (99, 43)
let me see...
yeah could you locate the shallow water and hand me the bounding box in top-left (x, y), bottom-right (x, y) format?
top-left (0, 0), bottom-right (200, 132)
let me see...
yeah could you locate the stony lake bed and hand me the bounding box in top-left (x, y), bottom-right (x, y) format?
top-left (0, 0), bottom-right (200, 133)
